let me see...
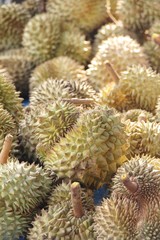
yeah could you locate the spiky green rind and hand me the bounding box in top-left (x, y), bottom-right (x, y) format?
top-left (117, 0), bottom-right (160, 31)
top-left (22, 0), bottom-right (40, 16)
top-left (0, 159), bottom-right (52, 214)
top-left (125, 121), bottom-right (160, 158)
top-left (29, 56), bottom-right (87, 91)
top-left (43, 106), bottom-right (128, 188)
top-left (55, 26), bottom-right (92, 64)
top-left (87, 36), bottom-right (148, 89)
top-left (46, 0), bottom-right (107, 33)
top-left (122, 109), bottom-right (154, 122)
top-left (22, 13), bottom-right (61, 65)
top-left (94, 196), bottom-right (139, 240)
top-left (0, 68), bottom-right (23, 124)
top-left (0, 3), bottom-right (30, 51)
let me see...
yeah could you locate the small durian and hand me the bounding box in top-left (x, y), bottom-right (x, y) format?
top-left (121, 109), bottom-right (154, 122)
top-left (29, 56), bottom-right (87, 92)
top-left (0, 3), bottom-right (30, 51)
top-left (42, 106), bottom-right (128, 188)
top-left (46, 0), bottom-right (107, 33)
top-left (28, 182), bottom-right (95, 239)
top-left (87, 36), bottom-right (148, 89)
top-left (22, 13), bottom-right (61, 65)
top-left (117, 0), bottom-right (160, 32)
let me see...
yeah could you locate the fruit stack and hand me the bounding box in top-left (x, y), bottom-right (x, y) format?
top-left (0, 0), bottom-right (160, 239)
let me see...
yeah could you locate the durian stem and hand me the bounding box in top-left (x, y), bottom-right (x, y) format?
top-left (138, 113), bottom-right (147, 123)
top-left (121, 174), bottom-right (138, 194)
top-left (105, 62), bottom-right (120, 84)
top-left (152, 34), bottom-right (160, 46)
top-left (0, 134), bottom-right (13, 164)
top-left (38, 0), bottom-right (47, 13)
top-left (63, 98), bottom-right (94, 105)
top-left (71, 182), bottom-right (84, 218)
top-left (106, 0), bottom-right (119, 24)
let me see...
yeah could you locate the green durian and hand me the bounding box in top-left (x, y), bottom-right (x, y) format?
top-left (121, 109), bottom-right (154, 122)
top-left (42, 106), bottom-right (128, 188)
top-left (143, 21), bottom-right (160, 73)
top-left (87, 36), bottom-right (148, 89)
top-left (29, 56), bottom-right (87, 92)
top-left (46, 0), bottom-right (107, 33)
top-left (0, 3), bottom-right (30, 51)
top-left (22, 13), bottom-right (61, 65)
top-left (117, 0), bottom-right (160, 32)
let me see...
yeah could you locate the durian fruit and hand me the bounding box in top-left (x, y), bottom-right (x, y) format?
top-left (143, 21), bottom-right (160, 73)
top-left (55, 26), bottom-right (92, 65)
top-left (29, 56), bottom-right (87, 92)
top-left (46, 0), bottom-right (107, 33)
top-left (22, 13), bottom-right (61, 65)
top-left (87, 36), bottom-right (148, 89)
top-left (0, 3), bottom-right (30, 51)
top-left (22, 0), bottom-right (41, 16)
top-left (117, 0), bottom-right (160, 32)
top-left (42, 106), bottom-right (128, 188)
top-left (94, 195), bottom-right (140, 240)
top-left (28, 182), bottom-right (96, 239)
top-left (0, 67), bottom-right (23, 125)
top-left (101, 65), bottom-right (160, 112)
top-left (0, 48), bottom-right (35, 98)
top-left (121, 109), bottom-right (154, 122)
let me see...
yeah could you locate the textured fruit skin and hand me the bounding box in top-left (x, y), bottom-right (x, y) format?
top-left (22, 0), bottom-right (40, 16)
top-left (0, 3), bottom-right (30, 51)
top-left (87, 36), bottom-right (148, 89)
top-left (22, 13), bottom-right (61, 65)
top-left (0, 159), bottom-right (52, 214)
top-left (29, 56), bottom-right (87, 91)
top-left (46, 0), bottom-right (107, 33)
top-left (121, 109), bottom-right (154, 122)
top-left (28, 183), bottom-right (95, 240)
top-left (43, 106), bottom-right (128, 188)
top-left (117, 0), bottom-right (160, 32)
top-left (103, 65), bottom-right (160, 112)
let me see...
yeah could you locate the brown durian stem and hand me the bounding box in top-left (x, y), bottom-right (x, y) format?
top-left (105, 62), bottom-right (120, 84)
top-left (152, 34), bottom-right (160, 46)
top-left (38, 0), bottom-right (47, 13)
top-left (71, 182), bottom-right (84, 218)
top-left (63, 98), bottom-right (94, 105)
top-left (138, 113), bottom-right (147, 123)
top-left (0, 134), bottom-right (13, 164)
top-left (121, 174), bottom-right (138, 194)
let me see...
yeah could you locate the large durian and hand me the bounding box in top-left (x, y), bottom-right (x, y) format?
top-left (46, 0), bottom-right (107, 33)
top-left (22, 13), bottom-right (61, 64)
top-left (28, 182), bottom-right (95, 239)
top-left (0, 3), bottom-right (30, 51)
top-left (29, 56), bottom-right (87, 92)
top-left (42, 106), bottom-right (128, 188)
top-left (117, 0), bottom-right (160, 32)
top-left (87, 36), bottom-right (148, 89)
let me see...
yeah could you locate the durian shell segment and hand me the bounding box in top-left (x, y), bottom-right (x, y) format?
top-left (46, 0), bottom-right (107, 33)
top-left (117, 0), bottom-right (160, 32)
top-left (0, 3), bottom-right (30, 51)
top-left (121, 109), bottom-right (154, 123)
top-left (29, 56), bottom-right (87, 92)
top-left (22, 13), bottom-right (61, 65)
top-left (87, 36), bottom-right (148, 89)
top-left (94, 195), bottom-right (140, 240)
top-left (43, 106), bottom-right (128, 188)
top-left (0, 159), bottom-right (52, 215)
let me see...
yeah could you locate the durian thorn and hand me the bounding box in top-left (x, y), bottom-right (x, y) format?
top-left (138, 113), bottom-right (147, 123)
top-left (106, 0), bottom-right (119, 24)
top-left (105, 62), bottom-right (120, 84)
top-left (63, 98), bottom-right (95, 105)
top-left (0, 134), bottom-right (13, 164)
top-left (121, 174), bottom-right (138, 194)
top-left (152, 33), bottom-right (160, 46)
top-left (38, 0), bottom-right (47, 13)
top-left (71, 182), bottom-right (84, 218)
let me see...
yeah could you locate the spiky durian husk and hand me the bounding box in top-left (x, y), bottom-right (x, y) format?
top-left (42, 106), bottom-right (128, 188)
top-left (22, 0), bottom-right (40, 16)
top-left (0, 67), bottom-right (23, 125)
top-left (143, 21), bottom-right (160, 73)
top-left (0, 49), bottom-right (35, 98)
top-left (0, 3), bottom-right (30, 51)
top-left (29, 56), bottom-right (87, 92)
top-left (103, 65), bottom-right (160, 112)
top-left (22, 13), bottom-right (61, 65)
top-left (46, 0), bottom-right (107, 33)
top-left (117, 0), bottom-right (160, 32)
top-left (55, 26), bottom-right (92, 65)
top-left (0, 159), bottom-right (52, 215)
top-left (87, 36), bottom-right (148, 89)
top-left (94, 195), bottom-right (139, 240)
top-left (121, 109), bottom-right (154, 122)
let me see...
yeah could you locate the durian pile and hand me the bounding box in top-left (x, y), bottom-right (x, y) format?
top-left (0, 0), bottom-right (160, 239)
